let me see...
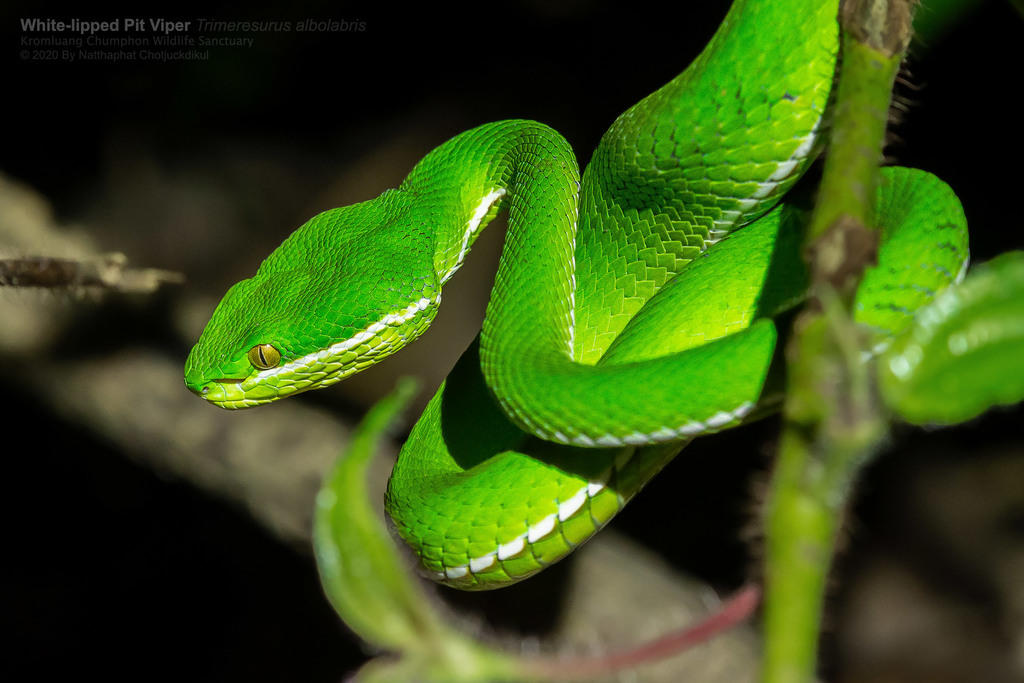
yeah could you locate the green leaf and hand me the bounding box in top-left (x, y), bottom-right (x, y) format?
top-left (312, 377), bottom-right (447, 651)
top-left (880, 251), bottom-right (1024, 424)
top-left (312, 377), bottom-right (527, 681)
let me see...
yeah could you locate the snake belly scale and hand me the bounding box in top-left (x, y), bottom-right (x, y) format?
top-left (185, 0), bottom-right (968, 589)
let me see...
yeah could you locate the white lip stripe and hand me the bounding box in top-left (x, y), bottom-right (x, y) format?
top-left (767, 159), bottom-right (799, 182)
top-left (429, 382), bottom-right (765, 584)
top-left (955, 253), bottom-right (970, 283)
top-left (497, 537), bottom-right (526, 561)
top-left (526, 514), bottom-right (557, 543)
top-left (443, 188), bottom-right (506, 283)
top-left (675, 421), bottom-right (708, 436)
top-left (571, 434), bottom-right (595, 447)
top-left (791, 121), bottom-right (820, 159)
top-left (622, 432), bottom-right (649, 445)
top-left (544, 399), bottom-right (758, 449)
top-left (718, 123), bottom-right (820, 230)
top-left (705, 410), bottom-right (737, 428)
top-left (441, 471), bottom-right (622, 581)
top-left (444, 565), bottom-right (468, 580)
top-left (557, 489), bottom-right (588, 522)
top-left (566, 188), bottom-right (580, 356)
top-left (258, 295), bottom-right (436, 379)
top-left (469, 554), bottom-right (496, 573)
top-left (648, 427), bottom-right (677, 440)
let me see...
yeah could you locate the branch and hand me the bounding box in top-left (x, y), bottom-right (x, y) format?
top-left (0, 253), bottom-right (183, 293)
top-left (762, 2), bottom-right (915, 681)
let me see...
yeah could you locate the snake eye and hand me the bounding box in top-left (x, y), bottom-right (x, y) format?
top-left (247, 343), bottom-right (281, 370)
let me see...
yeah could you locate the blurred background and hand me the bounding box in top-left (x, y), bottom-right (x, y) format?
top-left (3, 0), bottom-right (1022, 681)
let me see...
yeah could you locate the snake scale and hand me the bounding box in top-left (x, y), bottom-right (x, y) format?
top-left (185, 0), bottom-right (968, 589)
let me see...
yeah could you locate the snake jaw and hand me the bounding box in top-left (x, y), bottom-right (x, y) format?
top-left (186, 294), bottom-right (442, 409)
top-left (186, 374), bottom-right (280, 409)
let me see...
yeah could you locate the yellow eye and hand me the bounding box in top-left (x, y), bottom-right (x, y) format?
top-left (247, 343), bottom-right (281, 370)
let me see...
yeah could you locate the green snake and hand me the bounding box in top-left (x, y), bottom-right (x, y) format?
top-left (185, 0), bottom-right (968, 590)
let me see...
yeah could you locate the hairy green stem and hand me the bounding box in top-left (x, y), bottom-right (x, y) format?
top-left (762, 1), bottom-right (912, 681)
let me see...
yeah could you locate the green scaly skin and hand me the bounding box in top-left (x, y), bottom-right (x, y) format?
top-left (185, 0), bottom-right (968, 589)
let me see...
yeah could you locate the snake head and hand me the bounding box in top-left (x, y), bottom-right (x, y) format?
top-left (184, 200), bottom-right (440, 409)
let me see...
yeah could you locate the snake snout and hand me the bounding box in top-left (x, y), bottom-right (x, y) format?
top-left (184, 376), bottom-right (244, 407)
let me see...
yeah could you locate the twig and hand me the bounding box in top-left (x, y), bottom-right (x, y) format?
top-left (0, 253), bottom-right (183, 292)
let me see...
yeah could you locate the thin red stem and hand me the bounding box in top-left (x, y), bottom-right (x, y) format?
top-left (526, 583), bottom-right (761, 680)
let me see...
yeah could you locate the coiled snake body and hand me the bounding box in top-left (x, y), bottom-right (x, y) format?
top-left (185, 0), bottom-right (968, 589)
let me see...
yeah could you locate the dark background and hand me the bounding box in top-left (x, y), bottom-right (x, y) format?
top-left (4, 0), bottom-right (1022, 681)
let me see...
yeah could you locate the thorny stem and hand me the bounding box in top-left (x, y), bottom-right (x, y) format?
top-left (762, 1), bottom-right (914, 682)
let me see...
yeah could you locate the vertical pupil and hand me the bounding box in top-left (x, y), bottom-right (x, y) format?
top-left (258, 346), bottom-right (268, 366)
